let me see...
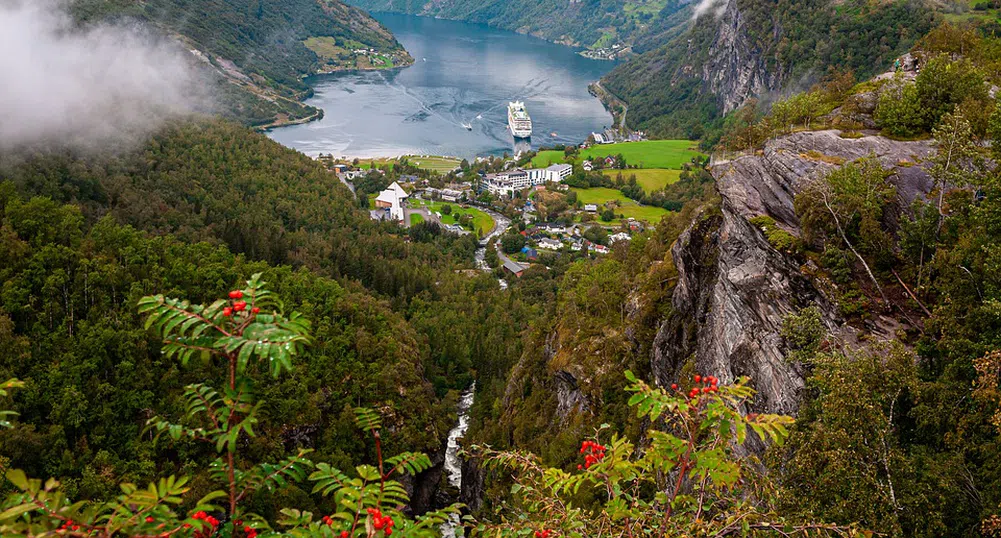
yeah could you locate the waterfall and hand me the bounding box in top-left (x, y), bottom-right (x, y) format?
top-left (441, 383), bottom-right (475, 537)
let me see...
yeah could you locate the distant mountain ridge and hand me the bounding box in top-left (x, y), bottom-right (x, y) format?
top-left (347, 0), bottom-right (694, 51)
top-left (70, 0), bottom-right (412, 127)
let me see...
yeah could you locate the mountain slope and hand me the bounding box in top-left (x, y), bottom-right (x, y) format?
top-left (601, 0), bottom-right (936, 139)
top-left (347, 0), bottom-right (693, 51)
top-left (70, 0), bottom-right (412, 126)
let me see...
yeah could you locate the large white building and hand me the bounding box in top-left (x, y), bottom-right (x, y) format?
top-left (375, 182), bottom-right (409, 221)
top-left (484, 164), bottom-right (574, 196)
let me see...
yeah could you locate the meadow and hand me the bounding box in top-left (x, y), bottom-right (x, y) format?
top-left (414, 200), bottom-right (495, 234)
top-left (407, 155), bottom-right (462, 173)
top-left (531, 140), bottom-right (702, 170)
top-left (580, 140), bottom-right (702, 169)
top-left (602, 169), bottom-right (682, 192)
top-left (572, 187), bottom-right (669, 223)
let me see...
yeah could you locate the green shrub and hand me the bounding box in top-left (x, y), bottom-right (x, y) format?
top-left (749, 215), bottom-right (801, 253)
top-left (781, 306), bottom-right (827, 362)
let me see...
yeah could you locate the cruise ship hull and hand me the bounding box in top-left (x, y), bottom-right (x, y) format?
top-left (509, 126), bottom-right (532, 139)
top-left (507, 101), bottom-right (533, 140)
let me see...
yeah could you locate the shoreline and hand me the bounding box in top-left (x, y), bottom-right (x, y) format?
top-left (589, 81), bottom-right (628, 133)
top-left (258, 52), bottom-right (416, 132)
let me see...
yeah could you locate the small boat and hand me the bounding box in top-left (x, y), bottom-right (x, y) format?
top-left (422, 58), bottom-right (427, 62)
top-left (476, 114), bottom-right (482, 119)
top-left (550, 132), bottom-right (558, 138)
top-left (461, 122), bottom-right (473, 131)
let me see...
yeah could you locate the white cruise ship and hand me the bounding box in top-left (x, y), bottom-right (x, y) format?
top-left (507, 101), bottom-right (533, 139)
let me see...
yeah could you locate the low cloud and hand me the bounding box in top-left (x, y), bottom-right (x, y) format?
top-left (0, 0), bottom-right (208, 152)
top-left (692, 0), bottom-right (727, 19)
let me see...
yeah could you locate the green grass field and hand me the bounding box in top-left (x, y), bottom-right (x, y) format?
top-left (602, 169), bottom-right (682, 192)
top-left (359, 159), bottom-right (396, 171)
top-left (531, 150), bottom-right (567, 168)
top-left (407, 156), bottom-right (462, 173)
top-left (572, 188), bottom-right (669, 223)
top-left (414, 200), bottom-right (495, 234)
top-left (581, 140), bottom-right (702, 169)
top-left (409, 213), bottom-right (424, 226)
top-left (356, 155), bottom-right (459, 174)
top-left (531, 140), bottom-right (702, 170)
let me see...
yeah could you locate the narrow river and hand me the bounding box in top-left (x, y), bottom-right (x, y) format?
top-left (441, 383), bottom-right (476, 538)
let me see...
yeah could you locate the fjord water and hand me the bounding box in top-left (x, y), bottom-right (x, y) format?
top-left (267, 13), bottom-right (615, 158)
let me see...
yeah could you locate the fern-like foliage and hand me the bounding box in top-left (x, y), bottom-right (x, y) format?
top-left (353, 407), bottom-right (382, 432)
top-left (0, 378), bottom-right (24, 429)
top-left (237, 450), bottom-right (315, 502)
top-left (470, 372), bottom-right (853, 538)
top-left (138, 273), bottom-right (310, 377)
top-left (383, 452), bottom-right (434, 477)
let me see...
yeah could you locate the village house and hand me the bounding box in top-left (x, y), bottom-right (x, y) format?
top-left (374, 182), bottom-right (408, 222)
top-left (537, 238), bottom-right (563, 251)
top-left (538, 223), bottom-right (567, 235)
top-left (584, 204), bottom-right (599, 212)
top-left (484, 164), bottom-right (574, 197)
top-left (440, 188), bottom-right (463, 202)
top-left (582, 161), bottom-right (593, 171)
top-left (503, 259), bottom-right (527, 278)
top-left (610, 232), bottom-right (631, 244)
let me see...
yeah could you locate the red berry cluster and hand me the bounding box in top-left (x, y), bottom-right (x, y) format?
top-left (222, 290), bottom-right (260, 318)
top-left (671, 374), bottom-right (719, 401)
top-left (190, 511), bottom-right (219, 537)
top-left (320, 515), bottom-right (351, 538)
top-left (58, 520), bottom-right (81, 532)
top-left (366, 508), bottom-right (395, 536)
top-left (577, 440), bottom-right (606, 470)
top-left (533, 529), bottom-right (554, 538)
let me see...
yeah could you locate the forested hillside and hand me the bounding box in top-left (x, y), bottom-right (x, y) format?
top-left (0, 120), bottom-right (545, 515)
top-left (601, 0), bottom-right (936, 139)
top-left (347, 0), bottom-right (692, 50)
top-left (69, 0), bottom-right (410, 126)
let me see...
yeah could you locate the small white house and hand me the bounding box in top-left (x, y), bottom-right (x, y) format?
top-left (538, 238), bottom-right (563, 251)
top-left (584, 204), bottom-right (598, 212)
top-left (610, 232), bottom-right (631, 244)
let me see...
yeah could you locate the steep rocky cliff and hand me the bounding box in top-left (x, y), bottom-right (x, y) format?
top-left (652, 130), bottom-right (935, 414)
top-left (698, 0), bottom-right (779, 114)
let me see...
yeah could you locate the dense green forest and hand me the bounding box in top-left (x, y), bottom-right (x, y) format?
top-left (602, 0), bottom-right (936, 140)
top-left (69, 0), bottom-right (407, 125)
top-left (0, 121), bottom-right (549, 517)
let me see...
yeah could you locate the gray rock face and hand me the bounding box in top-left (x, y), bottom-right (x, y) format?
top-left (716, 130), bottom-right (935, 233)
top-left (554, 370), bottom-right (590, 419)
top-left (652, 131), bottom-right (935, 415)
top-left (701, 0), bottom-right (781, 114)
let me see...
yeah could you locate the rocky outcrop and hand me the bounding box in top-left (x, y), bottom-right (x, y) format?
top-left (653, 130), bottom-right (935, 415)
top-left (459, 457), bottom-right (485, 514)
top-left (399, 443), bottom-right (447, 515)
